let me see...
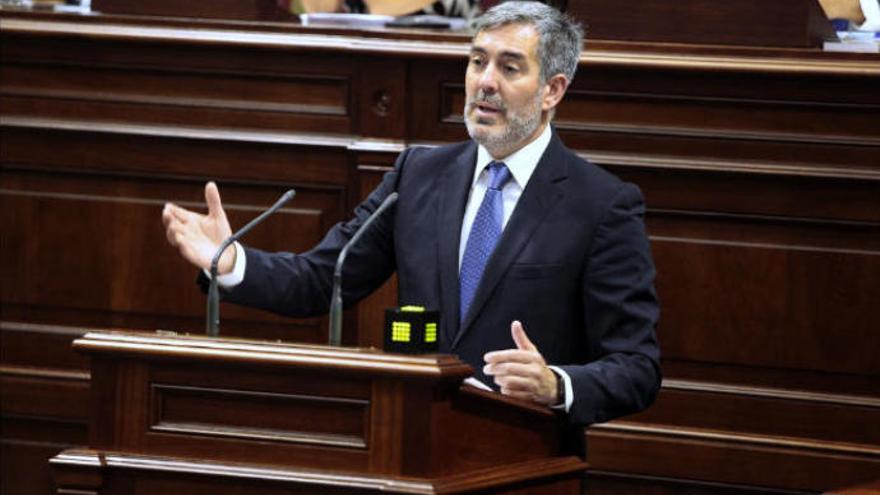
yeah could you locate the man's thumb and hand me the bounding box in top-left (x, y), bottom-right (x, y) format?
top-left (511, 320), bottom-right (536, 351)
top-left (205, 181), bottom-right (225, 219)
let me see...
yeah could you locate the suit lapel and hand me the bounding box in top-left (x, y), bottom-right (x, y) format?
top-left (453, 133), bottom-right (569, 349)
top-left (437, 143), bottom-right (478, 346)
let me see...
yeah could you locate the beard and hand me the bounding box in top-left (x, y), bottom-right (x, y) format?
top-left (464, 89), bottom-right (543, 157)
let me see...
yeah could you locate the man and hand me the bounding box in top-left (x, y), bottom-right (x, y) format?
top-left (163, 2), bottom-right (660, 432)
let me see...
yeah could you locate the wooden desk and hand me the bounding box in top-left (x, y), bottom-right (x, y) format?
top-left (1, 10), bottom-right (879, 495)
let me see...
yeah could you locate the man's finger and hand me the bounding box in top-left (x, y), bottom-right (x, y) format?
top-left (162, 204), bottom-right (173, 227)
top-left (484, 349), bottom-right (539, 364)
top-left (511, 320), bottom-right (537, 352)
top-left (205, 181), bottom-right (224, 219)
top-left (484, 361), bottom-right (542, 379)
top-left (495, 375), bottom-right (536, 393)
top-left (165, 203), bottom-right (193, 224)
top-left (165, 219), bottom-right (180, 245)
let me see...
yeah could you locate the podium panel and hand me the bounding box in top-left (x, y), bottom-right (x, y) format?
top-left (50, 331), bottom-right (587, 494)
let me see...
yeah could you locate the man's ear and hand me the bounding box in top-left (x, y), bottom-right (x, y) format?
top-left (541, 74), bottom-right (570, 112)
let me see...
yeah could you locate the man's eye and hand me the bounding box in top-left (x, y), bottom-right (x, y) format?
top-left (504, 65), bottom-right (519, 74)
top-left (471, 57), bottom-right (484, 67)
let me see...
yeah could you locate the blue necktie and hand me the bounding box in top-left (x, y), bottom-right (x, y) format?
top-left (460, 161), bottom-right (512, 323)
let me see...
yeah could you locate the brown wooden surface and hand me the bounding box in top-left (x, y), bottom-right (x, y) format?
top-left (825, 480), bottom-right (880, 494)
top-left (568, 0), bottom-right (836, 48)
top-left (91, 0), bottom-right (294, 21)
top-left (49, 331), bottom-right (585, 493)
top-left (1, 7), bottom-right (879, 495)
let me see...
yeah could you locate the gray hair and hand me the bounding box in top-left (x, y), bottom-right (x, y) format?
top-left (474, 1), bottom-right (584, 84)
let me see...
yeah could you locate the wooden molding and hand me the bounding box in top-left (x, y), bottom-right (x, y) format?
top-left (661, 378), bottom-right (880, 409)
top-left (73, 331), bottom-right (474, 379)
top-left (50, 449), bottom-right (586, 493)
top-left (585, 149), bottom-right (880, 181)
top-left (592, 422), bottom-right (880, 457)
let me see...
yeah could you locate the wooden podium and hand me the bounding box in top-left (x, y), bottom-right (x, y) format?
top-left (50, 331), bottom-right (587, 494)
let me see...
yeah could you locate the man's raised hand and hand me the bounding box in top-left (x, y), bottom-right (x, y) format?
top-left (483, 320), bottom-right (559, 405)
top-left (162, 182), bottom-right (235, 273)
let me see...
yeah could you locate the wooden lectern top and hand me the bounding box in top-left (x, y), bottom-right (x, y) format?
top-left (73, 330), bottom-right (474, 379)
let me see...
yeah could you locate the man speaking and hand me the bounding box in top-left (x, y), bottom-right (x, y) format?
top-left (163, 1), bottom-right (661, 431)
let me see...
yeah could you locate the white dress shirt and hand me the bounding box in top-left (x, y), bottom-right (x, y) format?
top-left (456, 124), bottom-right (573, 412)
top-left (458, 123), bottom-right (551, 268)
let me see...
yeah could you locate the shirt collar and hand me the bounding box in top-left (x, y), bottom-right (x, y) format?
top-left (473, 123), bottom-right (552, 189)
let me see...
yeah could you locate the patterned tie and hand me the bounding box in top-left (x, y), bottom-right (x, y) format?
top-left (460, 161), bottom-right (512, 323)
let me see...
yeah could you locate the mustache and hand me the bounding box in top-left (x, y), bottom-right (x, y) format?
top-left (468, 91), bottom-right (506, 112)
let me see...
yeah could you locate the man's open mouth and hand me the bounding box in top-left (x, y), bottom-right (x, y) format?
top-left (474, 102), bottom-right (503, 116)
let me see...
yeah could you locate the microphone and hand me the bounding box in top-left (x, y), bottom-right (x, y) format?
top-left (329, 192), bottom-right (398, 346)
top-left (207, 188), bottom-right (296, 337)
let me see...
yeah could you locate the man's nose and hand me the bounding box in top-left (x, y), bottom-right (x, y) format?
top-left (478, 64), bottom-right (500, 94)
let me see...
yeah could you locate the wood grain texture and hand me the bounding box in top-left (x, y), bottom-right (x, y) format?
top-left (586, 470), bottom-right (816, 495)
top-left (51, 333), bottom-right (584, 493)
top-left (568, 0), bottom-right (835, 47)
top-left (587, 424), bottom-right (880, 492)
top-left (90, 0), bottom-right (293, 21)
top-left (2, 416), bottom-right (88, 495)
top-left (50, 449), bottom-right (584, 494)
top-left (150, 384), bottom-right (371, 448)
top-left (825, 479), bottom-right (880, 495)
top-left (0, 128), bottom-right (346, 342)
top-left (2, 9), bottom-right (878, 495)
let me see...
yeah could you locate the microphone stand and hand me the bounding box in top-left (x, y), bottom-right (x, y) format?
top-left (207, 189), bottom-right (296, 337)
top-left (329, 192), bottom-right (398, 346)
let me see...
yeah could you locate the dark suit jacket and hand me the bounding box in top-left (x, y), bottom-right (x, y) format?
top-left (221, 130), bottom-right (661, 429)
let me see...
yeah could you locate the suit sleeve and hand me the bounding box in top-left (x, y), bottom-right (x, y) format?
top-left (559, 183), bottom-right (662, 425)
top-left (207, 148), bottom-right (413, 318)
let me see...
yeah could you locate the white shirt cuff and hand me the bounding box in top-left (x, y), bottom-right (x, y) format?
top-left (202, 242), bottom-right (246, 288)
top-left (548, 365), bottom-right (574, 413)
top-left (857, 0), bottom-right (880, 30)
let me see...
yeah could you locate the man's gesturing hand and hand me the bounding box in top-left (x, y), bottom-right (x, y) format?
top-left (483, 321), bottom-right (559, 405)
top-left (162, 182), bottom-right (235, 274)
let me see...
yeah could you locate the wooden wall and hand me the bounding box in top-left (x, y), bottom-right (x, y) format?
top-left (1, 10), bottom-right (879, 495)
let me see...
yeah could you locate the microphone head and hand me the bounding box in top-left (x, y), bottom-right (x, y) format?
top-left (280, 189), bottom-right (297, 204)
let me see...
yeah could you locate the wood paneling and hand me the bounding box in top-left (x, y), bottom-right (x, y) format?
top-left (0, 323), bottom-right (92, 495)
top-left (91, 0), bottom-right (292, 21)
top-left (630, 384), bottom-right (879, 446)
top-left (649, 212), bottom-right (879, 373)
top-left (1, 63), bottom-right (351, 129)
top-left (354, 152), bottom-right (401, 348)
top-left (51, 450), bottom-right (583, 494)
top-left (568, 0), bottom-right (835, 48)
top-left (1, 126), bottom-right (349, 341)
top-left (2, 9), bottom-right (878, 495)
top-left (586, 471), bottom-right (815, 495)
top-left (587, 424), bottom-right (880, 492)
top-left (1, 32), bottom-right (355, 134)
top-left (0, 323), bottom-right (90, 371)
top-left (151, 384), bottom-right (371, 447)
top-left (826, 480), bottom-right (880, 495)
top-left (51, 332), bottom-right (582, 493)
top-left (1, 417), bottom-right (88, 495)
